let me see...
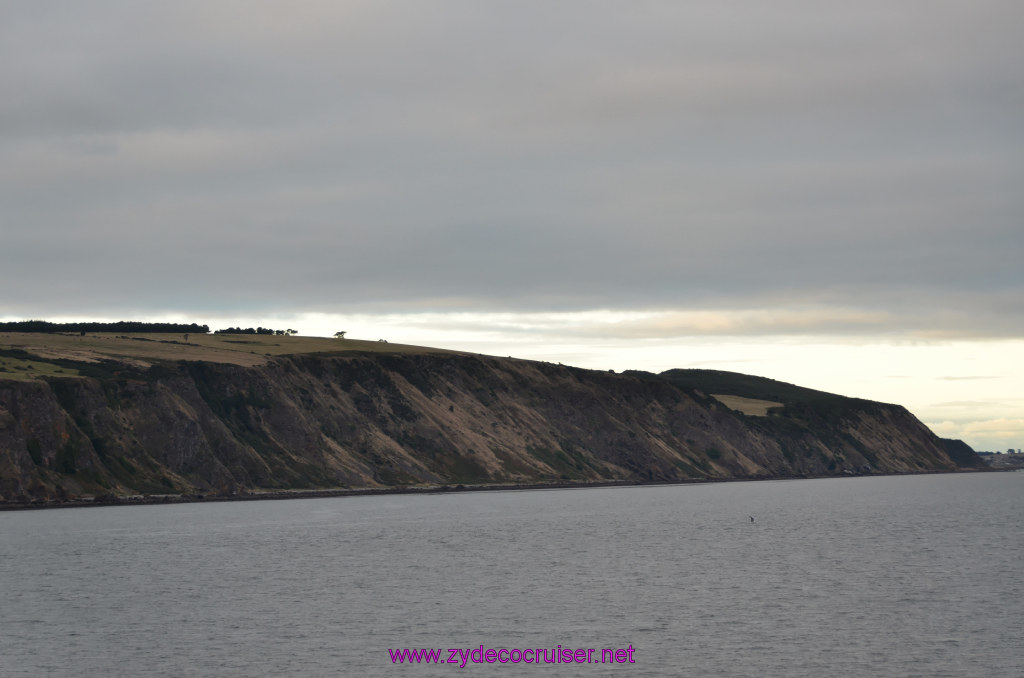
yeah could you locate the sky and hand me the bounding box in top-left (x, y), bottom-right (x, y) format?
top-left (2, 1), bottom-right (1022, 451)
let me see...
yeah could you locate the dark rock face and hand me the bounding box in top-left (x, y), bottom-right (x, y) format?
top-left (941, 438), bottom-right (986, 468)
top-left (0, 355), bottom-right (984, 501)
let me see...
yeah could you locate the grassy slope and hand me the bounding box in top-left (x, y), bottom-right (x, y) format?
top-left (709, 394), bottom-right (784, 416)
top-left (0, 353), bottom-right (81, 380)
top-left (0, 332), bottom-right (462, 374)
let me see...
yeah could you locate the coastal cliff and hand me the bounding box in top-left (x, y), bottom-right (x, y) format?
top-left (0, 345), bottom-right (983, 503)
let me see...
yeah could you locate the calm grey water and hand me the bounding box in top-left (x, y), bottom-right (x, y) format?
top-left (1, 473), bottom-right (1022, 677)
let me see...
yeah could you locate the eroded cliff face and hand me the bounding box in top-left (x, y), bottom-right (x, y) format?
top-left (0, 354), bottom-right (980, 501)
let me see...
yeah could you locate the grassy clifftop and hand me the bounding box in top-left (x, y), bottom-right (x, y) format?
top-left (0, 331), bottom-right (459, 376)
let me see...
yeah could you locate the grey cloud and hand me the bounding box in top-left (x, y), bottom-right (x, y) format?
top-left (1, 1), bottom-right (1022, 337)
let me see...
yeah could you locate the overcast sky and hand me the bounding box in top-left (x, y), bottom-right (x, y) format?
top-left (2, 1), bottom-right (1022, 450)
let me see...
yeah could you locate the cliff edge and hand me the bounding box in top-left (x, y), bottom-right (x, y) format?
top-left (0, 340), bottom-right (984, 502)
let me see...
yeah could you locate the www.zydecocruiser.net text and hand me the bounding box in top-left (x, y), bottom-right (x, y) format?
top-left (389, 645), bottom-right (637, 667)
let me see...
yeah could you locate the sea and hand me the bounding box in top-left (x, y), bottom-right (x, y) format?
top-left (1, 472), bottom-right (1021, 677)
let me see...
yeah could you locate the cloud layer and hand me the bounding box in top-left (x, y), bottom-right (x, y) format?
top-left (2, 1), bottom-right (1022, 342)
